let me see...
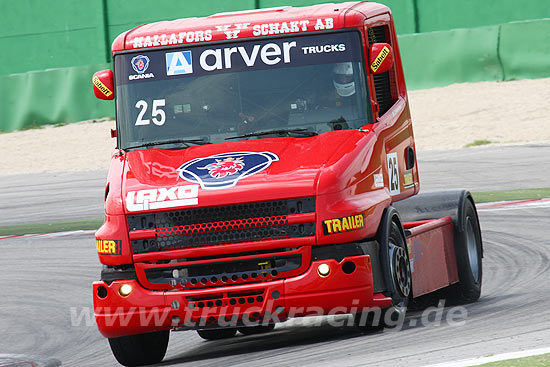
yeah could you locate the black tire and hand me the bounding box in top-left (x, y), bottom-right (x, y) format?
top-left (108, 330), bottom-right (169, 366)
top-left (447, 198), bottom-right (483, 304)
top-left (355, 207), bottom-right (411, 330)
top-left (237, 323), bottom-right (275, 335)
top-left (196, 328), bottom-right (237, 340)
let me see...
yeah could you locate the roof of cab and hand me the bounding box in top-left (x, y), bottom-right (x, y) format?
top-left (112, 1), bottom-right (390, 53)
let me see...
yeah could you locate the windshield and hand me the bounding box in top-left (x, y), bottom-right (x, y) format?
top-left (115, 31), bottom-right (370, 150)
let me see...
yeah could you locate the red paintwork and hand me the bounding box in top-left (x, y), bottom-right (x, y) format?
top-left (94, 255), bottom-right (392, 338)
top-left (403, 220), bottom-right (433, 229)
top-left (284, 256), bottom-right (392, 313)
top-left (93, 1), bottom-right (461, 339)
top-left (94, 280), bottom-right (171, 338)
top-left (122, 132), bottom-right (367, 205)
top-left (405, 217), bottom-right (459, 297)
top-left (95, 151), bottom-right (132, 265)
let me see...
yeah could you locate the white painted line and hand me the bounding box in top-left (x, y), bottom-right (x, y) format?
top-left (0, 233), bottom-right (46, 240)
top-left (425, 347), bottom-right (550, 367)
top-left (477, 198), bottom-right (550, 211)
top-left (478, 201), bottom-right (550, 212)
top-left (40, 230), bottom-right (96, 238)
top-left (0, 230), bottom-right (96, 240)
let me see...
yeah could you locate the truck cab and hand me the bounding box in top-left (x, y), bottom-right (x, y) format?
top-left (92, 3), bottom-right (481, 366)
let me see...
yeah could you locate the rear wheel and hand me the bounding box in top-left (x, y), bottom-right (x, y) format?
top-left (447, 199), bottom-right (482, 304)
top-left (355, 209), bottom-right (411, 330)
top-left (196, 328), bottom-right (237, 340)
top-left (108, 330), bottom-right (169, 366)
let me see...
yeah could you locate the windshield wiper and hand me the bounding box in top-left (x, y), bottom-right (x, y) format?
top-left (225, 128), bottom-right (317, 140)
top-left (125, 138), bottom-right (211, 150)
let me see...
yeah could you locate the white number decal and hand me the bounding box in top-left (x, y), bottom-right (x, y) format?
top-left (387, 152), bottom-right (401, 196)
top-left (151, 99), bottom-right (166, 126)
top-left (135, 100), bottom-right (149, 125)
top-left (135, 99), bottom-right (166, 126)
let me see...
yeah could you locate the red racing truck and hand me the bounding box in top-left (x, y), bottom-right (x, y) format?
top-left (92, 2), bottom-right (483, 365)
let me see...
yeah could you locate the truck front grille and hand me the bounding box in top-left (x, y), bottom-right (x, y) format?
top-left (128, 197), bottom-right (315, 254)
top-left (134, 247), bottom-right (309, 290)
top-left (144, 253), bottom-right (302, 289)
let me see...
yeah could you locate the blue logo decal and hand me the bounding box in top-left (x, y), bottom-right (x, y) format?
top-left (166, 51), bottom-right (193, 76)
top-left (131, 55), bottom-right (150, 74)
top-left (177, 151), bottom-right (279, 190)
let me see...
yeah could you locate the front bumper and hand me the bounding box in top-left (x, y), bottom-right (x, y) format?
top-left (93, 255), bottom-right (392, 338)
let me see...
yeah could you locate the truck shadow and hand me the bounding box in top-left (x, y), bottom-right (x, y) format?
top-left (158, 318), bottom-right (369, 366)
top-left (157, 296), bottom-right (492, 366)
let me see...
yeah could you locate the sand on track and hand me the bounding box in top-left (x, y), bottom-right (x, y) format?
top-left (0, 78), bottom-right (549, 176)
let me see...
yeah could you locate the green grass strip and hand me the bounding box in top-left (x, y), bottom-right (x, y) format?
top-left (464, 139), bottom-right (492, 148)
top-left (475, 353), bottom-right (550, 366)
top-left (472, 188), bottom-right (550, 204)
top-left (0, 219), bottom-right (103, 236)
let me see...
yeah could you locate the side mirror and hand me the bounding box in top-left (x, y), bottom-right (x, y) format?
top-left (369, 43), bottom-right (393, 74)
top-left (92, 70), bottom-right (114, 100)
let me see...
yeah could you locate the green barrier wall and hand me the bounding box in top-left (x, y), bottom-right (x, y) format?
top-left (398, 26), bottom-right (503, 90)
top-left (0, 0), bottom-right (107, 75)
top-left (415, 0), bottom-right (550, 33)
top-left (499, 19), bottom-right (550, 81)
top-left (0, 64), bottom-right (114, 131)
top-left (398, 18), bottom-right (550, 90)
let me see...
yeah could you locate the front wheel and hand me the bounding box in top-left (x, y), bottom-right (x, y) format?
top-left (355, 208), bottom-right (411, 330)
top-left (108, 330), bottom-right (169, 366)
top-left (381, 219), bottom-right (412, 325)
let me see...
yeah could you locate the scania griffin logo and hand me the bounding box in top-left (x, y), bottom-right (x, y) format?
top-left (129, 55), bottom-right (155, 81)
top-left (131, 55), bottom-right (150, 74)
top-left (177, 151), bottom-right (279, 190)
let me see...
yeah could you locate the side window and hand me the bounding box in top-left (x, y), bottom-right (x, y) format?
top-left (367, 25), bottom-right (398, 116)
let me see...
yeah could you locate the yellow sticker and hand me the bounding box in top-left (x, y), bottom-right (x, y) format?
top-left (323, 214), bottom-right (365, 235)
top-left (97, 239), bottom-right (121, 255)
top-left (258, 260), bottom-right (272, 279)
top-left (93, 75), bottom-right (113, 97)
top-left (370, 46), bottom-right (390, 73)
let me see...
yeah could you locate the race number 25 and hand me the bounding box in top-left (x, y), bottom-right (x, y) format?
top-left (135, 99), bottom-right (166, 126)
top-left (387, 152), bottom-right (400, 195)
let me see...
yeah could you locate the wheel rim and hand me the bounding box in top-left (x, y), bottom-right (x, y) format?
top-left (465, 216), bottom-right (480, 283)
top-left (389, 241), bottom-right (411, 299)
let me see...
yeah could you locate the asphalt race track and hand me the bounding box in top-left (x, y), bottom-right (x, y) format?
top-left (1, 144), bottom-right (549, 366)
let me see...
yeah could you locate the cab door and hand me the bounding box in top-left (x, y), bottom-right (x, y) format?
top-left (364, 14), bottom-right (419, 202)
